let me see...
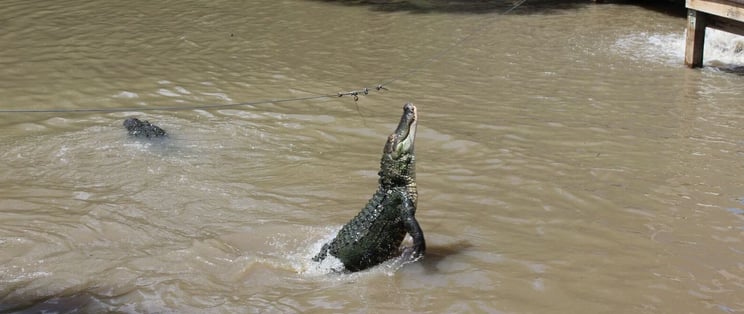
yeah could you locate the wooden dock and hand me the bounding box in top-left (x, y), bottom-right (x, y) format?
top-left (685, 0), bottom-right (744, 67)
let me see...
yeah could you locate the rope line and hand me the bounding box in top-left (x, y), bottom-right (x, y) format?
top-left (0, 0), bottom-right (527, 114)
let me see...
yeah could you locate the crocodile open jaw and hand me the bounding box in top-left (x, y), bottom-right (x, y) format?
top-left (388, 103), bottom-right (417, 159)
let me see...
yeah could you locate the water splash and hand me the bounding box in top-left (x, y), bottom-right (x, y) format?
top-left (289, 227), bottom-right (422, 277)
top-left (613, 29), bottom-right (744, 67)
top-left (614, 32), bottom-right (686, 65)
top-left (703, 29), bottom-right (744, 69)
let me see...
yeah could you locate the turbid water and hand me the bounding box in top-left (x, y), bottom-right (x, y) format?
top-left (1, 0), bottom-right (743, 313)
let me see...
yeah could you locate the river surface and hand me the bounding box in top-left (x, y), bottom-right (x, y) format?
top-left (2, 0), bottom-right (744, 313)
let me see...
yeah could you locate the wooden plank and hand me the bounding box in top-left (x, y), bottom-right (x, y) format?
top-left (718, 0), bottom-right (744, 6)
top-left (685, 9), bottom-right (708, 67)
top-left (708, 14), bottom-right (744, 36)
top-left (687, 0), bottom-right (744, 23)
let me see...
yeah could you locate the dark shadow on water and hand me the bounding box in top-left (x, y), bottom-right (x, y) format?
top-left (606, 0), bottom-right (686, 18)
top-left (308, 0), bottom-right (591, 15)
top-left (417, 239), bottom-right (473, 272)
top-left (0, 293), bottom-right (108, 314)
top-left (712, 65), bottom-right (744, 76)
top-left (310, 0), bottom-right (687, 16)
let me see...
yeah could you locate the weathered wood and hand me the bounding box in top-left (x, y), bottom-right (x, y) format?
top-left (708, 13), bottom-right (744, 36)
top-left (685, 0), bottom-right (744, 67)
top-left (685, 9), bottom-right (708, 67)
top-left (687, 0), bottom-right (744, 23)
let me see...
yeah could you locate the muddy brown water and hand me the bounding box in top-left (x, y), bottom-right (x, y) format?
top-left (1, 0), bottom-right (743, 313)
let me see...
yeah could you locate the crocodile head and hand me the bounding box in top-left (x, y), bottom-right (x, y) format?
top-left (384, 103), bottom-right (417, 159)
top-left (380, 103), bottom-right (417, 186)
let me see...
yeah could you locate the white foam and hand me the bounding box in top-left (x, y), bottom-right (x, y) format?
top-left (73, 191), bottom-right (91, 200)
top-left (174, 86), bottom-right (191, 95)
top-left (291, 228), bottom-right (345, 276)
top-left (613, 29), bottom-right (744, 67)
top-left (613, 31), bottom-right (685, 65)
top-left (702, 28), bottom-right (744, 67)
top-left (201, 92), bottom-right (233, 102)
top-left (113, 91), bottom-right (139, 99)
top-left (156, 88), bottom-right (181, 97)
top-left (291, 230), bottom-right (423, 277)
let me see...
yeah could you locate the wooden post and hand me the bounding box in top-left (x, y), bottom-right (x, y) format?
top-left (685, 9), bottom-right (708, 68)
top-left (685, 0), bottom-right (744, 68)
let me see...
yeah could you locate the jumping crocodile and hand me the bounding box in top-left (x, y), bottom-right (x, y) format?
top-left (123, 118), bottom-right (167, 138)
top-left (313, 103), bottom-right (425, 272)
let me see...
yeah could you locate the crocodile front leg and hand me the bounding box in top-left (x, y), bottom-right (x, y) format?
top-left (400, 191), bottom-right (425, 259)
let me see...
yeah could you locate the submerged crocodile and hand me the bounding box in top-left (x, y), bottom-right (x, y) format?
top-left (313, 103), bottom-right (425, 272)
top-left (123, 118), bottom-right (167, 138)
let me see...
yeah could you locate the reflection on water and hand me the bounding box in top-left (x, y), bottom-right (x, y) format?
top-left (2, 0), bottom-right (744, 313)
